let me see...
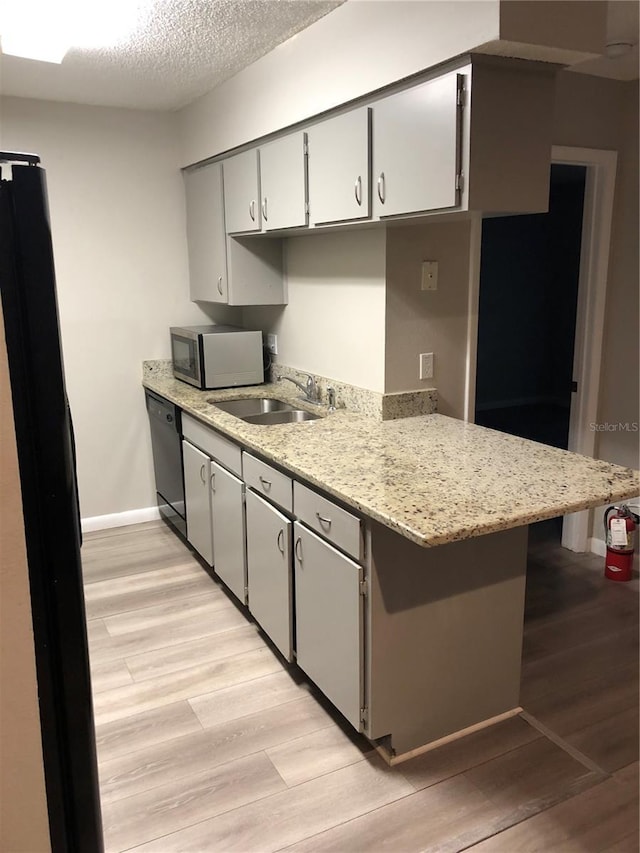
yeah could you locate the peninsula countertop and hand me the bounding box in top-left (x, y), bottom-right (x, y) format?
top-left (143, 367), bottom-right (639, 548)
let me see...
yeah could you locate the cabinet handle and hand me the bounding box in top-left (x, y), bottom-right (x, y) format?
top-left (199, 464), bottom-right (206, 484)
top-left (354, 176), bottom-right (362, 206)
top-left (377, 172), bottom-right (386, 204)
top-left (249, 199), bottom-right (256, 222)
top-left (295, 537), bottom-right (303, 562)
top-left (277, 528), bottom-right (285, 555)
top-left (316, 512), bottom-right (332, 529)
top-left (262, 197), bottom-right (268, 221)
top-left (258, 475), bottom-right (272, 490)
top-left (210, 472), bottom-right (216, 492)
top-left (217, 275), bottom-right (223, 295)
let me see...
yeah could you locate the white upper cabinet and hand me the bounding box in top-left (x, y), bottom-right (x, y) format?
top-left (183, 163), bottom-right (228, 303)
top-left (260, 132), bottom-right (308, 231)
top-left (372, 71), bottom-right (462, 218)
top-left (307, 108), bottom-right (371, 225)
top-left (223, 150), bottom-right (261, 234)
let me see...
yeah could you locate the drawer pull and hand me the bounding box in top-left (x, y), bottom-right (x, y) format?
top-left (259, 475), bottom-right (272, 490)
top-left (377, 172), bottom-right (386, 204)
top-left (249, 199), bottom-right (256, 222)
top-left (199, 464), bottom-right (206, 484)
top-left (295, 537), bottom-right (303, 562)
top-left (316, 512), bottom-right (332, 529)
top-left (217, 275), bottom-right (223, 295)
top-left (354, 175), bottom-right (362, 206)
top-left (210, 472), bottom-right (216, 492)
top-left (277, 529), bottom-right (285, 555)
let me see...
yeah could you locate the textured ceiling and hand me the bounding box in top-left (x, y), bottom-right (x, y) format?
top-left (0, 0), bottom-right (636, 112)
top-left (0, 0), bottom-right (344, 110)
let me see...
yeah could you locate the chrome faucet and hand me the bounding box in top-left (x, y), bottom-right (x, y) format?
top-left (278, 372), bottom-right (318, 403)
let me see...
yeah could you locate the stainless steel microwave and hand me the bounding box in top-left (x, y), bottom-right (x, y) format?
top-left (170, 325), bottom-right (263, 390)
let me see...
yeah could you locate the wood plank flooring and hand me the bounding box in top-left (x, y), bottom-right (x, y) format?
top-left (82, 519), bottom-right (639, 852)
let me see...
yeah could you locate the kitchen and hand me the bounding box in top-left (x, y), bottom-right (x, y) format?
top-left (2, 1), bottom-right (639, 851)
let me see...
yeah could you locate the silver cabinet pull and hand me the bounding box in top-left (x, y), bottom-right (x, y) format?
top-left (217, 275), bottom-right (223, 295)
top-left (316, 512), bottom-right (332, 528)
top-left (295, 537), bottom-right (303, 562)
top-left (210, 472), bottom-right (216, 492)
top-left (277, 528), bottom-right (285, 555)
top-left (249, 199), bottom-right (256, 222)
top-left (354, 175), bottom-right (362, 206)
top-left (199, 464), bottom-right (206, 484)
top-left (258, 475), bottom-right (272, 490)
top-left (377, 172), bottom-right (386, 204)
top-left (262, 197), bottom-right (268, 221)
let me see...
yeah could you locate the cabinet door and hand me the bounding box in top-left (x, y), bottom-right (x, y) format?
top-left (260, 132), bottom-right (308, 231)
top-left (183, 163), bottom-right (228, 303)
top-left (211, 462), bottom-right (246, 604)
top-left (223, 150), bottom-right (261, 234)
top-left (372, 71), bottom-right (461, 217)
top-left (182, 440), bottom-right (213, 565)
top-left (245, 490), bottom-right (293, 661)
top-left (294, 522), bottom-right (364, 731)
top-left (308, 108), bottom-right (371, 225)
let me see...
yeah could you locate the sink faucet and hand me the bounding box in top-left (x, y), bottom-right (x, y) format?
top-left (278, 372), bottom-right (318, 403)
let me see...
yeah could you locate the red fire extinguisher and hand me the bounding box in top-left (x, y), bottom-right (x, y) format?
top-left (604, 504), bottom-right (639, 582)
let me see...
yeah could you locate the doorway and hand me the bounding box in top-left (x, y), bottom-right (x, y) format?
top-left (475, 164), bottom-right (587, 448)
top-left (475, 164), bottom-right (587, 542)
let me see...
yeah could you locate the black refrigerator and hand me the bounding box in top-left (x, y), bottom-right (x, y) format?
top-left (0, 153), bottom-right (104, 852)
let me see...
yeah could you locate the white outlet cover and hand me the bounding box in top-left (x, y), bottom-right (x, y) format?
top-left (419, 352), bottom-right (434, 380)
top-left (267, 333), bottom-right (278, 355)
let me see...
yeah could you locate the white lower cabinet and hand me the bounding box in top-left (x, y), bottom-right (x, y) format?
top-left (245, 489), bottom-right (293, 661)
top-left (211, 461), bottom-right (246, 604)
top-left (293, 521), bottom-right (364, 731)
top-left (182, 439), bottom-right (213, 566)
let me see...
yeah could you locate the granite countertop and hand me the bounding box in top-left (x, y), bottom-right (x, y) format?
top-left (143, 366), bottom-right (639, 548)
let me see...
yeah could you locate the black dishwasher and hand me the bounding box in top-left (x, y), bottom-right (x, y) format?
top-left (145, 389), bottom-right (186, 538)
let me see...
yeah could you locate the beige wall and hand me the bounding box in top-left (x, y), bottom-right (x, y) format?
top-left (385, 222), bottom-right (474, 418)
top-left (0, 97), bottom-right (223, 521)
top-left (177, 0), bottom-right (501, 166)
top-left (244, 229), bottom-right (387, 392)
top-left (0, 309), bottom-right (51, 853)
top-left (552, 72), bottom-right (640, 542)
top-left (553, 76), bottom-right (640, 430)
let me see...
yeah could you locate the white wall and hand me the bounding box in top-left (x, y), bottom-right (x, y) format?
top-left (177, 0), bottom-right (501, 166)
top-left (244, 230), bottom-right (386, 392)
top-left (0, 96), bottom-right (217, 519)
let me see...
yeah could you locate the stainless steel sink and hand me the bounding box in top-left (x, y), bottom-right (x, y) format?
top-left (242, 409), bottom-right (322, 425)
top-left (209, 397), bottom-right (293, 417)
top-left (209, 397), bottom-right (323, 425)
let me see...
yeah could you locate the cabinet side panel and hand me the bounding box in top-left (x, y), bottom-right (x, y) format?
top-left (468, 62), bottom-right (555, 213)
top-left (226, 237), bottom-right (285, 306)
top-left (367, 522), bottom-right (527, 754)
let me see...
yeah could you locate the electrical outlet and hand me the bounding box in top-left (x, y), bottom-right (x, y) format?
top-left (266, 334), bottom-right (278, 356)
top-left (419, 352), bottom-right (434, 380)
top-left (421, 261), bottom-right (438, 291)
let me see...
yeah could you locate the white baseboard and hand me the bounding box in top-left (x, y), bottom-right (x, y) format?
top-left (587, 537), bottom-right (606, 558)
top-left (81, 506), bottom-right (161, 533)
top-left (475, 395), bottom-right (569, 413)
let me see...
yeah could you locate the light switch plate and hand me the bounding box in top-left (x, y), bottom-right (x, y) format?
top-left (421, 261), bottom-right (438, 291)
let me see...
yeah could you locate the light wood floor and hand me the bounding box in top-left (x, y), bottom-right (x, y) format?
top-left (82, 520), bottom-right (639, 853)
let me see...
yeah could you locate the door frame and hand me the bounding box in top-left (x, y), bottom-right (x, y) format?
top-left (552, 147), bottom-right (618, 552)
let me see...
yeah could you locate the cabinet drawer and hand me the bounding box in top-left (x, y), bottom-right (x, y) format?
top-left (243, 453), bottom-right (292, 513)
top-left (182, 413), bottom-right (242, 476)
top-left (294, 482), bottom-right (362, 560)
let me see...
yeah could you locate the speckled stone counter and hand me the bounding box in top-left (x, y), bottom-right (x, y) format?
top-left (143, 362), bottom-right (639, 548)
